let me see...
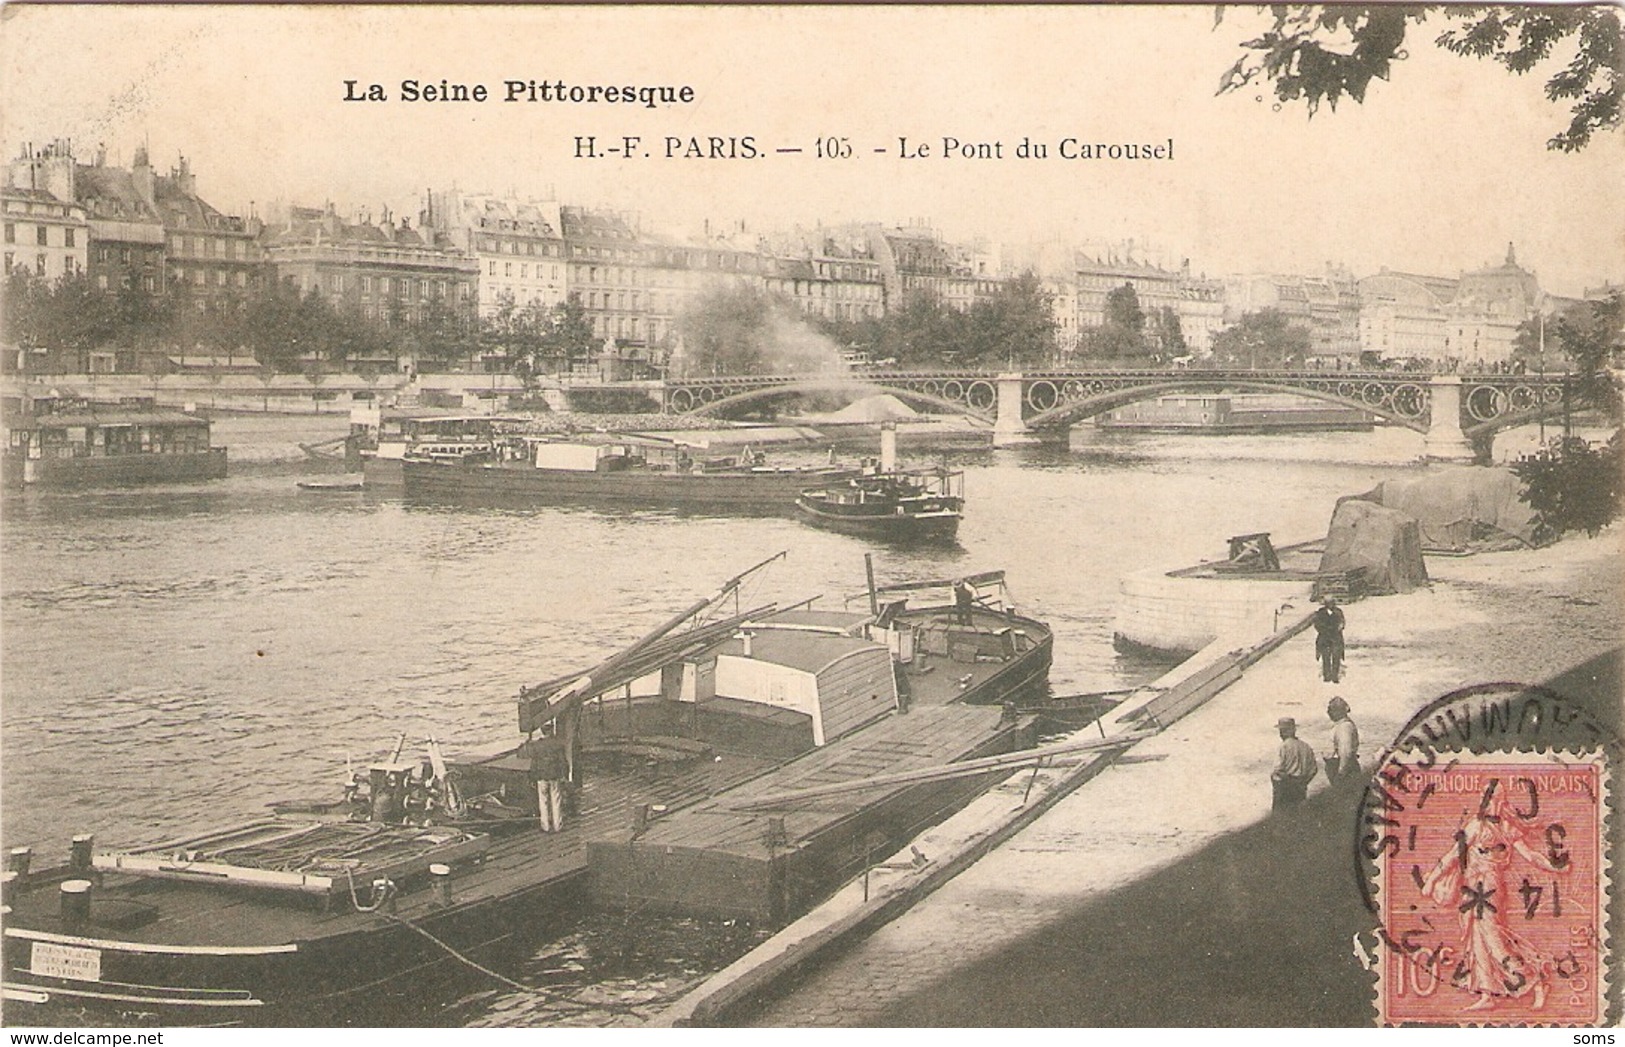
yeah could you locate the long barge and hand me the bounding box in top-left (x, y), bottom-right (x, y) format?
top-left (394, 435), bottom-right (857, 512)
top-left (0, 562), bottom-right (1051, 1024)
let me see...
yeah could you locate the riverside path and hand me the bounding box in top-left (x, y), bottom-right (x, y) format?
top-left (722, 533), bottom-right (1621, 1027)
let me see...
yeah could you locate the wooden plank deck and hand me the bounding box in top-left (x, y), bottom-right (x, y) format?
top-left (587, 706), bottom-right (1031, 924)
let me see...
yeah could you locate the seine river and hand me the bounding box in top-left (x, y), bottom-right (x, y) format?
top-left (0, 412), bottom-right (1550, 1024)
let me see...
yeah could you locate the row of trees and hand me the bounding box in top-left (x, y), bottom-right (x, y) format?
top-left (2, 271), bottom-right (601, 376)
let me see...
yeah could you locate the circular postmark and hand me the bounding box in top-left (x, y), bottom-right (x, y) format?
top-left (1354, 681), bottom-right (1620, 1026)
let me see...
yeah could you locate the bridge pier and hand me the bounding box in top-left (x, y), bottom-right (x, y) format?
top-left (1423, 376), bottom-right (1478, 463)
top-left (992, 373), bottom-right (1038, 447)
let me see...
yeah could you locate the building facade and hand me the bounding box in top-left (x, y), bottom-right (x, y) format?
top-left (422, 190), bottom-right (567, 318)
top-left (262, 204), bottom-right (478, 329)
top-left (1078, 254), bottom-right (1224, 355)
top-left (3, 142), bottom-right (90, 282)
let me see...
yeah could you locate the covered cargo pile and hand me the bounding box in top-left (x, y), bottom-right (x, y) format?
top-left (1318, 500), bottom-right (1429, 596)
top-left (1346, 466), bottom-right (1542, 552)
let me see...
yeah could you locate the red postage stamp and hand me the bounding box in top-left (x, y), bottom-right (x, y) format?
top-left (1375, 750), bottom-right (1610, 1026)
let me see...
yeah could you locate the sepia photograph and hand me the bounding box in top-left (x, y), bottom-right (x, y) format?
top-left (0, 2), bottom-right (1620, 1031)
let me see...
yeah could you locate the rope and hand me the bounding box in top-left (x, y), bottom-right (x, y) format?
top-left (382, 911), bottom-right (532, 992)
top-left (343, 868), bottom-right (396, 913)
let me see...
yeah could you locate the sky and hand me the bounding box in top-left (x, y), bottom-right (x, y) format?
top-left (2, 4), bottom-right (1621, 295)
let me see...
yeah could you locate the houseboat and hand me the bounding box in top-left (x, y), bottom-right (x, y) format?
top-left (2, 403), bottom-right (227, 489)
top-left (0, 558), bottom-right (1051, 1024)
top-left (1097, 393), bottom-right (1373, 433)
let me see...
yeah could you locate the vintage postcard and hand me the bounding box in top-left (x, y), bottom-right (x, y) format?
top-left (0, 3), bottom-right (1619, 1032)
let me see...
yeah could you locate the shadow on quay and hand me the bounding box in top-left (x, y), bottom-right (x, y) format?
top-left (732, 648), bottom-right (1621, 1028)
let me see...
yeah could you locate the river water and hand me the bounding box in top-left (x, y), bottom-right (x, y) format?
top-left (0, 413), bottom-right (1546, 1024)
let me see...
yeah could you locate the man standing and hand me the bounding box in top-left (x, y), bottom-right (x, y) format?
top-left (1271, 717), bottom-right (1318, 809)
top-left (1324, 696), bottom-right (1361, 783)
top-left (1313, 596), bottom-right (1346, 683)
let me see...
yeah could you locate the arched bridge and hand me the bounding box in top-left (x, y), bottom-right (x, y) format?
top-left (660, 369), bottom-right (1579, 461)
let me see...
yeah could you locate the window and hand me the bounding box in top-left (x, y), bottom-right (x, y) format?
top-left (36, 226), bottom-right (49, 246)
top-left (504, 262), bottom-right (512, 277)
top-left (2, 252), bottom-right (10, 271)
top-left (361, 275), bottom-right (373, 295)
top-left (3, 223), bottom-right (13, 243)
top-left (488, 260), bottom-right (496, 276)
top-left (236, 272), bottom-right (246, 287)
top-left (64, 228), bottom-right (75, 248)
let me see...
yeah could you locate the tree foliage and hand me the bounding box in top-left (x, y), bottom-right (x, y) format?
top-left (1217, 5), bottom-right (1622, 151)
top-left (1079, 282), bottom-right (1154, 362)
top-left (1210, 308), bottom-right (1313, 368)
top-left (807, 271), bottom-right (1059, 369)
top-left (1511, 432), bottom-right (1622, 540)
top-left (1525, 293), bottom-right (1623, 419)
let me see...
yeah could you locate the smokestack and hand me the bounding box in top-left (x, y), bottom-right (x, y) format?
top-left (880, 422), bottom-right (897, 474)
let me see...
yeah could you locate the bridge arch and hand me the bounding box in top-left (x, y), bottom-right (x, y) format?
top-left (1023, 377), bottom-right (1431, 433)
top-left (670, 377), bottom-right (996, 422)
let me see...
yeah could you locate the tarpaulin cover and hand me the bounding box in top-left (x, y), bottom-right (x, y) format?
top-left (1348, 466), bottom-right (1541, 550)
top-left (1319, 500), bottom-right (1430, 595)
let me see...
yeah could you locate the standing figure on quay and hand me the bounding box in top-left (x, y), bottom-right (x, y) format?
top-left (1313, 596), bottom-right (1346, 683)
top-left (1322, 696), bottom-right (1360, 785)
top-left (1269, 717), bottom-right (1319, 810)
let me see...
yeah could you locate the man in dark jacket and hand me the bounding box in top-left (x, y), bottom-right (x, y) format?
top-left (1313, 597), bottom-right (1346, 682)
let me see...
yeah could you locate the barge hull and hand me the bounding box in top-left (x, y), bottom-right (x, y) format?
top-left (400, 460), bottom-right (857, 512)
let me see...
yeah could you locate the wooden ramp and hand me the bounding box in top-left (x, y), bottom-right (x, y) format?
top-left (587, 705), bottom-right (1033, 926)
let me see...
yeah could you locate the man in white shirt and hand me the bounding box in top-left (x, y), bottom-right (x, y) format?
top-left (1324, 696), bottom-right (1360, 783)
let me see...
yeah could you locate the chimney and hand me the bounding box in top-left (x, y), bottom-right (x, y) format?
top-left (131, 146), bottom-right (155, 207)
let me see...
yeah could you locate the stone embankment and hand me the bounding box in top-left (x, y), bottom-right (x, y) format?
top-left (664, 527), bottom-right (1619, 1026)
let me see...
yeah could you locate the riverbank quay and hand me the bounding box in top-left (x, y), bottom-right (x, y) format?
top-left (713, 529), bottom-right (1621, 1027)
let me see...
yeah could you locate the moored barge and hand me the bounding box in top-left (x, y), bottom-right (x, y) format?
top-left (2, 402), bottom-right (227, 489)
top-left (0, 559), bottom-right (1051, 1023)
top-left (398, 435), bottom-right (859, 513)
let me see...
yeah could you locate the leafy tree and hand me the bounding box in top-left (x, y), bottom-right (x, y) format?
top-left (1511, 432), bottom-right (1622, 540)
top-left (962, 271), bottom-right (1058, 367)
top-left (1513, 292), bottom-right (1624, 418)
top-left (1217, 6), bottom-right (1622, 151)
top-left (1151, 306), bottom-right (1189, 357)
top-left (1211, 308), bottom-right (1313, 368)
top-left (542, 297), bottom-right (596, 374)
top-left (1104, 282), bottom-right (1146, 333)
top-left (1079, 282), bottom-right (1153, 362)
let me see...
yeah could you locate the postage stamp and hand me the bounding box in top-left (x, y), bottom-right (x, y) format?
top-left (1373, 749), bottom-right (1610, 1026)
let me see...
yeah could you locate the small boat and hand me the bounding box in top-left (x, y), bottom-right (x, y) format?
top-left (295, 479), bottom-right (365, 492)
top-left (0, 556), bottom-right (1052, 1023)
top-left (796, 467), bottom-right (964, 542)
top-left (2, 400), bottom-right (227, 489)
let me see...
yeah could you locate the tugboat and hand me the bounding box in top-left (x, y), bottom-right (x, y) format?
top-left (795, 423), bottom-right (963, 542)
top-left (0, 555), bottom-right (1051, 1024)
